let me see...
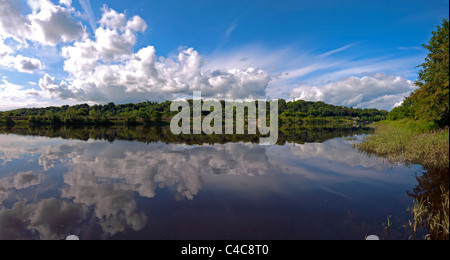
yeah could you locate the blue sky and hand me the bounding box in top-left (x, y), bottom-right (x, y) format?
top-left (0, 0), bottom-right (449, 111)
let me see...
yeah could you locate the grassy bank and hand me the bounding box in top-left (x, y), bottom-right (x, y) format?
top-left (357, 119), bottom-right (449, 168)
top-left (357, 119), bottom-right (449, 240)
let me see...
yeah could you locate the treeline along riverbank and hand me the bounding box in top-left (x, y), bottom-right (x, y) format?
top-left (0, 99), bottom-right (388, 127)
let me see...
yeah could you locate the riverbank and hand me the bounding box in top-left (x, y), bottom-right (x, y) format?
top-left (357, 119), bottom-right (449, 168)
top-left (357, 119), bottom-right (449, 240)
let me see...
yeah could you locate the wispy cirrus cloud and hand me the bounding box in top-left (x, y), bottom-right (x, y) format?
top-left (318, 43), bottom-right (356, 58)
top-left (225, 23), bottom-right (237, 39)
top-left (79, 0), bottom-right (96, 32)
top-left (206, 42), bottom-right (422, 83)
top-left (0, 0), bottom-right (432, 111)
top-left (205, 42), bottom-right (422, 110)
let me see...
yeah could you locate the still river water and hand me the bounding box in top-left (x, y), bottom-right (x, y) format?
top-left (0, 126), bottom-right (423, 240)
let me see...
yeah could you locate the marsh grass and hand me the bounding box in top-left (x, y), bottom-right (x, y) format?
top-left (356, 119), bottom-right (449, 168)
top-left (409, 187), bottom-right (449, 240)
top-left (357, 119), bottom-right (449, 240)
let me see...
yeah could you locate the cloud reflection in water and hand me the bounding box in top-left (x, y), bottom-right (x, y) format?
top-left (0, 134), bottom-right (419, 239)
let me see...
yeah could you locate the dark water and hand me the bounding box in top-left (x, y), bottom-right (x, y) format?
top-left (0, 126), bottom-right (423, 240)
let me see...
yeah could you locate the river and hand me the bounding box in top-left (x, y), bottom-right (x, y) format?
top-left (0, 126), bottom-right (423, 240)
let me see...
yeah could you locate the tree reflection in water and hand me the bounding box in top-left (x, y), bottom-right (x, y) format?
top-left (0, 124), bottom-right (374, 145)
top-left (407, 166), bottom-right (449, 240)
top-left (1, 124), bottom-right (425, 240)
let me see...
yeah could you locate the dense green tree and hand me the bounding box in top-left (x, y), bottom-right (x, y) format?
top-left (1, 97), bottom-right (388, 126)
top-left (65, 107), bottom-right (78, 121)
top-left (151, 111), bottom-right (162, 121)
top-left (89, 110), bottom-right (100, 120)
top-left (4, 116), bottom-right (15, 126)
top-left (401, 19), bottom-right (449, 127)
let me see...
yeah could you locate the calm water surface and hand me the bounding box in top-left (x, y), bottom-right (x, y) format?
top-left (0, 129), bottom-right (422, 240)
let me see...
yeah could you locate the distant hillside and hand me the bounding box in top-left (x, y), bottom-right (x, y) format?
top-left (0, 99), bottom-right (388, 127)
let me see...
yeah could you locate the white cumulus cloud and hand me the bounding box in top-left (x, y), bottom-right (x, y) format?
top-left (27, 0), bottom-right (87, 45)
top-left (0, 0), bottom-right (34, 43)
top-left (59, 0), bottom-right (72, 7)
top-left (39, 73), bottom-right (84, 99)
top-left (98, 5), bottom-right (127, 30)
top-left (0, 38), bottom-right (43, 73)
top-left (289, 73), bottom-right (417, 110)
top-left (12, 55), bottom-right (43, 73)
top-left (47, 6), bottom-right (271, 104)
top-left (1, 1), bottom-right (420, 111)
top-left (0, 0), bottom-right (86, 46)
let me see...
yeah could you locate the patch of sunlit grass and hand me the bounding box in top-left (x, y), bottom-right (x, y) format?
top-left (357, 119), bottom-right (449, 240)
top-left (356, 119), bottom-right (449, 168)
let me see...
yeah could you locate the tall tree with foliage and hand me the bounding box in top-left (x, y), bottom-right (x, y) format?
top-left (401, 19), bottom-right (449, 127)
